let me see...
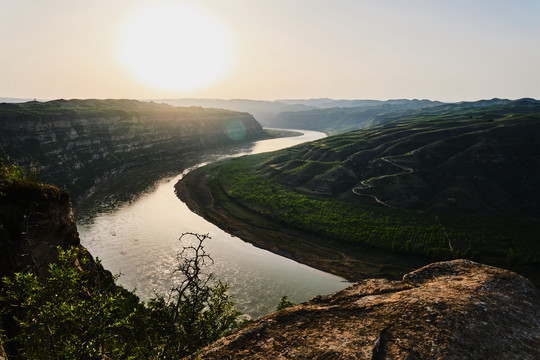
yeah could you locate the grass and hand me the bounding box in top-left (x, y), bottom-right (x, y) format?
top-left (191, 101), bottom-right (540, 285)
top-left (217, 156), bottom-right (455, 253)
top-left (207, 154), bottom-right (540, 285)
top-left (0, 159), bottom-right (62, 200)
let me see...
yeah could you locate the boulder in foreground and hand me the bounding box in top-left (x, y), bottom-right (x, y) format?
top-left (191, 260), bottom-right (540, 359)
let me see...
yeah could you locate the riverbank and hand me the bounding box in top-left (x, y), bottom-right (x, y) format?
top-left (175, 162), bottom-right (428, 282)
top-left (74, 128), bottom-right (302, 217)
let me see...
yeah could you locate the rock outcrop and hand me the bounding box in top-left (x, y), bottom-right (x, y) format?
top-left (192, 260), bottom-right (540, 359)
top-left (0, 183), bottom-right (81, 280)
top-left (0, 99), bottom-right (264, 200)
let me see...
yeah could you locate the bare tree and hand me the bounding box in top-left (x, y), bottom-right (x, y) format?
top-left (158, 233), bottom-right (240, 359)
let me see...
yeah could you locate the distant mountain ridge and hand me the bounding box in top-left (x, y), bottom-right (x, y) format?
top-left (155, 98), bottom-right (443, 131)
top-left (155, 98), bottom-right (316, 124)
top-left (266, 99), bottom-right (442, 133)
top-left (158, 98), bottom-right (540, 135)
top-left (372, 97), bottom-right (538, 125)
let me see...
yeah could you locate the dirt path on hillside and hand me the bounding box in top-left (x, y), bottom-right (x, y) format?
top-left (352, 156), bottom-right (414, 208)
top-left (175, 168), bottom-right (426, 282)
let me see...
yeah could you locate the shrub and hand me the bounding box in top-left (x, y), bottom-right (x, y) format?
top-left (276, 295), bottom-right (295, 311)
top-left (0, 233), bottom-right (242, 359)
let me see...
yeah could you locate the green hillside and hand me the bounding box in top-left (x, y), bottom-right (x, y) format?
top-left (183, 99), bottom-right (540, 284)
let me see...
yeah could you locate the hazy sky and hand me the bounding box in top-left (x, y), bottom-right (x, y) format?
top-left (1, 0), bottom-right (539, 101)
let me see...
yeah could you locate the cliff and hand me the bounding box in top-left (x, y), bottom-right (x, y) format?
top-left (0, 99), bottom-right (264, 200)
top-left (192, 259), bottom-right (540, 359)
top-left (0, 169), bottom-right (85, 357)
top-left (0, 180), bottom-right (80, 280)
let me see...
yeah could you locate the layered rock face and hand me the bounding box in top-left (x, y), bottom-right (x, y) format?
top-left (193, 260), bottom-right (540, 359)
top-left (0, 99), bottom-right (264, 199)
top-left (0, 184), bottom-right (80, 280)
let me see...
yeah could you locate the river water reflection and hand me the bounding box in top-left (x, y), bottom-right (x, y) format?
top-left (76, 130), bottom-right (349, 318)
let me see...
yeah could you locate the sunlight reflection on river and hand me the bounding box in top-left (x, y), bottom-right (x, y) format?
top-left (77, 129), bottom-right (349, 318)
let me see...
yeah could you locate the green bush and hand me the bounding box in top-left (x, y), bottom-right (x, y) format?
top-left (0, 233), bottom-right (242, 359)
top-left (276, 295), bottom-right (295, 311)
top-left (0, 158), bottom-right (47, 196)
top-left (1, 247), bottom-right (141, 359)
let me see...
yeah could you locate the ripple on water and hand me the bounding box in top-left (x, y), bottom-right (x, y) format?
top-left (77, 130), bottom-right (349, 318)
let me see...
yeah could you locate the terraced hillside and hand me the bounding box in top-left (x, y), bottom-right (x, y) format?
top-left (264, 100), bottom-right (540, 212)
top-left (178, 99), bottom-right (540, 285)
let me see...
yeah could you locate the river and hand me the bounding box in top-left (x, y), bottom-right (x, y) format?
top-left (76, 129), bottom-right (349, 318)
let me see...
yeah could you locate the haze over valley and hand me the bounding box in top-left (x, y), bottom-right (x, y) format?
top-left (1, 0), bottom-right (539, 358)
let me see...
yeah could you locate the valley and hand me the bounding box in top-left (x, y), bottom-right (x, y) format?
top-left (2, 97), bottom-right (540, 358)
top-left (177, 99), bottom-right (540, 286)
top-left (3, 0), bottom-right (540, 357)
top-left (74, 129), bottom-right (348, 318)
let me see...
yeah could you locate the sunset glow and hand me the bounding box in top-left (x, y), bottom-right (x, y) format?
top-left (115, 2), bottom-right (233, 92)
top-left (1, 0), bottom-right (539, 100)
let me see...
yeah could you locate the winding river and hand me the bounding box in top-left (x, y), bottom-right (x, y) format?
top-left (76, 130), bottom-right (348, 318)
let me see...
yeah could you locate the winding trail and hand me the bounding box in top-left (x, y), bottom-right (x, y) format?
top-left (353, 155), bottom-right (455, 251)
top-left (352, 156), bottom-right (414, 208)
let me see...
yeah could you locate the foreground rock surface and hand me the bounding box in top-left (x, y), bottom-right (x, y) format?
top-left (192, 260), bottom-right (540, 359)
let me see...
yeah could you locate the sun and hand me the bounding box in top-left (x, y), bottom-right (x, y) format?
top-left (116, 2), bottom-right (233, 92)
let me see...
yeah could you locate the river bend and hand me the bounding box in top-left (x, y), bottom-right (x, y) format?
top-left (76, 130), bottom-right (348, 318)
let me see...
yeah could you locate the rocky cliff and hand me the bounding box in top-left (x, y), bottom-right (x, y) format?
top-left (0, 99), bottom-right (264, 200)
top-left (0, 180), bottom-right (81, 280)
top-left (192, 260), bottom-right (540, 359)
top-left (0, 169), bottom-right (84, 357)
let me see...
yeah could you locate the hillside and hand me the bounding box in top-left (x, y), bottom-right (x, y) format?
top-left (262, 99), bottom-right (540, 213)
top-left (177, 99), bottom-right (540, 285)
top-left (0, 99), bottom-right (265, 200)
